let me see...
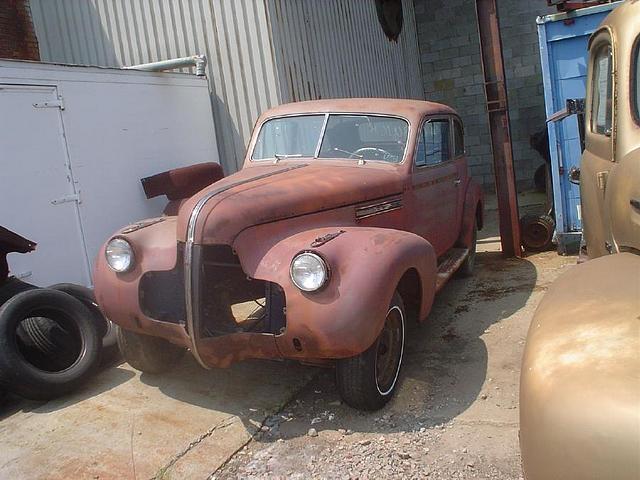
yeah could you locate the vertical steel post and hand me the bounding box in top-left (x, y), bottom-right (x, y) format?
top-left (475, 0), bottom-right (522, 257)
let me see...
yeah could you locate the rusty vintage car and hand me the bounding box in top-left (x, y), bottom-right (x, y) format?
top-left (520, 3), bottom-right (640, 479)
top-left (94, 99), bottom-right (483, 410)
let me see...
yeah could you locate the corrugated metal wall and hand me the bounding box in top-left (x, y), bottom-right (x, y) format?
top-left (267, 0), bottom-right (423, 102)
top-left (30, 0), bottom-right (423, 173)
top-left (30, 0), bottom-right (280, 174)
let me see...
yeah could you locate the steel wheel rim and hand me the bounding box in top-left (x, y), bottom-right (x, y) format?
top-left (374, 305), bottom-right (404, 396)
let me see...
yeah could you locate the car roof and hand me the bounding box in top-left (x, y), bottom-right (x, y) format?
top-left (259, 98), bottom-right (458, 123)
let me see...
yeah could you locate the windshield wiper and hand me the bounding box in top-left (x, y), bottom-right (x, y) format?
top-left (333, 147), bottom-right (363, 159)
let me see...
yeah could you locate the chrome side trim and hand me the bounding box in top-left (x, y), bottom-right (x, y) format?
top-left (184, 164), bottom-right (307, 369)
top-left (355, 198), bottom-right (403, 220)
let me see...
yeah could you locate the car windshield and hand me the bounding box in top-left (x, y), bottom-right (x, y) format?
top-left (251, 114), bottom-right (409, 163)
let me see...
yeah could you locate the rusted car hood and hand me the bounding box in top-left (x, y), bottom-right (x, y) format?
top-left (176, 161), bottom-right (404, 244)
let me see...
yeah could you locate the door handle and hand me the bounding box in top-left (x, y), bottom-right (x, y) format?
top-left (453, 179), bottom-right (462, 186)
top-left (596, 171), bottom-right (608, 190)
top-left (51, 193), bottom-right (81, 205)
top-left (631, 198), bottom-right (640, 211)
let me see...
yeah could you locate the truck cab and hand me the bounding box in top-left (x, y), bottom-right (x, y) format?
top-left (580, 4), bottom-right (640, 258)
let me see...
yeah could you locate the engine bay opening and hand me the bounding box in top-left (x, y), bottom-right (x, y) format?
top-left (199, 245), bottom-right (286, 337)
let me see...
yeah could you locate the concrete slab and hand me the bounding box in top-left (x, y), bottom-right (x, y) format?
top-left (0, 357), bottom-right (314, 479)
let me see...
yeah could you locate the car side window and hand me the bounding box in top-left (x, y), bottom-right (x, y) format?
top-left (453, 119), bottom-right (464, 157)
top-left (633, 37), bottom-right (640, 124)
top-left (416, 119), bottom-right (450, 167)
top-left (591, 43), bottom-right (613, 135)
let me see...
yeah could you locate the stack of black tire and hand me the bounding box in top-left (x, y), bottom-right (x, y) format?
top-left (0, 279), bottom-right (116, 401)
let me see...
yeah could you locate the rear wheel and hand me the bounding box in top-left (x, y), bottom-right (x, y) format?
top-left (117, 326), bottom-right (185, 374)
top-left (336, 292), bottom-right (405, 411)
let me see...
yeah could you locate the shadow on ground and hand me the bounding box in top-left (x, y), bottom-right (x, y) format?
top-left (239, 248), bottom-right (538, 442)
top-left (0, 353), bottom-right (133, 420)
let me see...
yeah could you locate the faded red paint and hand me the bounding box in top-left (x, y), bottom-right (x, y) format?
top-left (94, 99), bottom-right (483, 368)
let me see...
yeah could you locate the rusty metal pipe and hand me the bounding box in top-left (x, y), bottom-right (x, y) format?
top-left (124, 55), bottom-right (207, 76)
top-left (475, 0), bottom-right (522, 258)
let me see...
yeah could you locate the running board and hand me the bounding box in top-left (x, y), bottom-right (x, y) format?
top-left (435, 248), bottom-right (469, 292)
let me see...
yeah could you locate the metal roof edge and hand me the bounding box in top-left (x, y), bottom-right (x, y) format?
top-left (536, 1), bottom-right (622, 25)
top-left (0, 58), bottom-right (205, 81)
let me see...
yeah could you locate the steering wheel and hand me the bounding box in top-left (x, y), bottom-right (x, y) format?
top-left (349, 147), bottom-right (393, 161)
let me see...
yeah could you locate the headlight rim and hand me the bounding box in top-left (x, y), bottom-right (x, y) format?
top-left (105, 236), bottom-right (135, 273)
top-left (289, 250), bottom-right (330, 292)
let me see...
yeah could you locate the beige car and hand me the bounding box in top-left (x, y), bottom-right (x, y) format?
top-left (580, 0), bottom-right (640, 259)
top-left (520, 3), bottom-right (640, 480)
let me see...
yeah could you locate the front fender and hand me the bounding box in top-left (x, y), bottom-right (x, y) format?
top-left (234, 226), bottom-right (437, 359)
top-left (458, 179), bottom-right (483, 247)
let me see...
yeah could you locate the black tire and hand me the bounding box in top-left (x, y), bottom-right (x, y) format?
top-left (336, 292), bottom-right (405, 411)
top-left (457, 221), bottom-right (477, 278)
top-left (0, 277), bottom-right (37, 308)
top-left (0, 289), bottom-right (102, 401)
top-left (116, 326), bottom-right (185, 374)
top-left (48, 283), bottom-right (108, 339)
top-left (520, 214), bottom-right (555, 252)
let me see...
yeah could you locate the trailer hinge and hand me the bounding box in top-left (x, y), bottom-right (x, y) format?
top-left (51, 193), bottom-right (80, 205)
top-left (33, 97), bottom-right (65, 110)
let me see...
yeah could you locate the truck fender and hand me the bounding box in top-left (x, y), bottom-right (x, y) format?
top-left (234, 226), bottom-right (437, 359)
top-left (458, 179), bottom-right (484, 248)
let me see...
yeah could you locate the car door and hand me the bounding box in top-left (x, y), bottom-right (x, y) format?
top-left (580, 33), bottom-right (615, 258)
top-left (0, 84), bottom-right (91, 286)
top-left (451, 117), bottom-right (469, 232)
top-left (409, 116), bottom-right (459, 256)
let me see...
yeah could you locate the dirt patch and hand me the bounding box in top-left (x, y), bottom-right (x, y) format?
top-left (212, 242), bottom-right (576, 479)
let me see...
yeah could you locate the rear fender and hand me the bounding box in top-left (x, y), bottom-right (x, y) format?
top-left (458, 179), bottom-right (483, 247)
top-left (234, 226), bottom-right (437, 359)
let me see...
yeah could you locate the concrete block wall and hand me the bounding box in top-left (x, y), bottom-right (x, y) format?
top-left (414, 0), bottom-right (555, 191)
top-left (0, 0), bottom-right (40, 61)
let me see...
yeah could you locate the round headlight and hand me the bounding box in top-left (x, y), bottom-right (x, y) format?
top-left (105, 237), bottom-right (134, 273)
top-left (290, 252), bottom-right (328, 292)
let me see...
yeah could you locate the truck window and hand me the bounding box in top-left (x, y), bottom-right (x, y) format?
top-left (591, 43), bottom-right (612, 135)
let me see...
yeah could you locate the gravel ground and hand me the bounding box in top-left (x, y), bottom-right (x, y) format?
top-left (211, 227), bottom-right (576, 480)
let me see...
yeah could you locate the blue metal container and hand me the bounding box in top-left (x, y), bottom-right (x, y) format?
top-left (536, 2), bottom-right (620, 254)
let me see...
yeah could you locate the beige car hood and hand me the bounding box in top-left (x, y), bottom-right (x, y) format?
top-left (520, 253), bottom-right (640, 480)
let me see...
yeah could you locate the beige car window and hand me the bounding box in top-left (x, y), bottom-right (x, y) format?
top-left (591, 43), bottom-right (613, 135)
top-left (634, 39), bottom-right (640, 123)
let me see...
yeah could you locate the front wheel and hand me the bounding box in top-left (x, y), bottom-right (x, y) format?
top-left (117, 327), bottom-right (185, 374)
top-left (336, 292), bottom-right (405, 411)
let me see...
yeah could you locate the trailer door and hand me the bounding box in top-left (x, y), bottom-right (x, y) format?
top-left (0, 84), bottom-right (91, 286)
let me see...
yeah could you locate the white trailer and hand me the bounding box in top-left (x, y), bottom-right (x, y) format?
top-left (0, 59), bottom-right (219, 287)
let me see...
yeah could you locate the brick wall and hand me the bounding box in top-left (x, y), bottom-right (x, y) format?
top-left (414, 0), bottom-right (555, 191)
top-left (0, 0), bottom-right (40, 61)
